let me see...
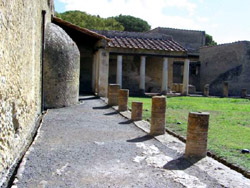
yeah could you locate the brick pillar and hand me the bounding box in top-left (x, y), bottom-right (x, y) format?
top-left (241, 88), bottom-right (247, 98)
top-left (223, 82), bottom-right (229, 97)
top-left (150, 96), bottom-right (166, 136)
top-left (97, 49), bottom-right (109, 97)
top-left (118, 89), bottom-right (129, 111)
top-left (131, 102), bottom-right (143, 121)
top-left (204, 84), bottom-right (209, 97)
top-left (185, 112), bottom-right (210, 158)
top-left (108, 84), bottom-right (120, 106)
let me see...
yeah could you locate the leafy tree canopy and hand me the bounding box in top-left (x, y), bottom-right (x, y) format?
top-left (112, 14), bottom-right (151, 32)
top-left (205, 34), bottom-right (217, 46)
top-left (56, 11), bottom-right (124, 31)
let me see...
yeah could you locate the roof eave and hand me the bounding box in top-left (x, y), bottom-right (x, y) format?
top-left (52, 16), bottom-right (111, 41)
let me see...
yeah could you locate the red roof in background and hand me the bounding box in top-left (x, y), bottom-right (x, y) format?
top-left (108, 36), bottom-right (186, 52)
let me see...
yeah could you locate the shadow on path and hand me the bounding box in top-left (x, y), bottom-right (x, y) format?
top-left (163, 155), bottom-right (202, 170)
top-left (93, 105), bottom-right (110, 110)
top-left (127, 135), bottom-right (154, 143)
top-left (119, 120), bottom-right (133, 124)
top-left (79, 96), bottom-right (100, 101)
top-left (104, 111), bottom-right (119, 115)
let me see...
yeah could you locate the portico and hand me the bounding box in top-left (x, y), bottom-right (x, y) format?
top-left (92, 30), bottom-right (191, 97)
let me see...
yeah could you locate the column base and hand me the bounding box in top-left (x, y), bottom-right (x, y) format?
top-left (139, 89), bottom-right (145, 96)
top-left (161, 90), bottom-right (167, 95)
top-left (181, 91), bottom-right (189, 96)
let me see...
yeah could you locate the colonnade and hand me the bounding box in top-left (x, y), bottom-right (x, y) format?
top-left (92, 49), bottom-right (190, 97)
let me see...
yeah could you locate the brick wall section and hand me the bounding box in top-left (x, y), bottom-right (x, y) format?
top-left (200, 41), bottom-right (250, 96)
top-left (0, 0), bottom-right (53, 185)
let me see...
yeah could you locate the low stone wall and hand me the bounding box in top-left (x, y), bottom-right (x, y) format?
top-left (0, 0), bottom-right (53, 186)
top-left (200, 41), bottom-right (250, 96)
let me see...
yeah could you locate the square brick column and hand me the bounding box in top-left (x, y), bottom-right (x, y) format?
top-left (97, 49), bottom-right (109, 97)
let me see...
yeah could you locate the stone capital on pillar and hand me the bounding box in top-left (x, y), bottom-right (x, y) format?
top-left (139, 56), bottom-right (146, 95)
top-left (161, 57), bottom-right (168, 95)
top-left (116, 55), bottom-right (123, 88)
top-left (182, 59), bottom-right (190, 96)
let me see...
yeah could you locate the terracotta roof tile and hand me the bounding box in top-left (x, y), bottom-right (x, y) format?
top-left (94, 30), bottom-right (186, 52)
top-left (108, 36), bottom-right (186, 52)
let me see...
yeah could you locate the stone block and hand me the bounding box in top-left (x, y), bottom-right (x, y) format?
top-left (118, 89), bottom-right (129, 111)
top-left (241, 88), bottom-right (247, 98)
top-left (150, 96), bottom-right (166, 135)
top-left (131, 102), bottom-right (143, 121)
top-left (223, 82), bottom-right (229, 97)
top-left (108, 84), bottom-right (120, 106)
top-left (185, 112), bottom-right (210, 158)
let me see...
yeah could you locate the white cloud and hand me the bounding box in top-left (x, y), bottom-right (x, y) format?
top-left (164, 0), bottom-right (197, 16)
top-left (58, 0), bottom-right (203, 29)
top-left (196, 16), bottom-right (209, 23)
top-left (57, 0), bottom-right (250, 44)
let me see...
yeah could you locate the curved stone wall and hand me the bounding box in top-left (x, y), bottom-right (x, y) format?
top-left (44, 23), bottom-right (80, 108)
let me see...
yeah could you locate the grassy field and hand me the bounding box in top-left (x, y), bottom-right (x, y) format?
top-left (128, 96), bottom-right (250, 172)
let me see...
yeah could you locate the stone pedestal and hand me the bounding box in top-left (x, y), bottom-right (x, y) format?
top-left (223, 82), bottom-right (229, 97)
top-left (185, 112), bottom-right (210, 158)
top-left (204, 84), bottom-right (209, 97)
top-left (241, 88), bottom-right (247, 98)
top-left (108, 84), bottom-right (120, 106)
top-left (173, 83), bottom-right (178, 92)
top-left (150, 96), bottom-right (166, 136)
top-left (118, 89), bottom-right (129, 111)
top-left (131, 102), bottom-right (143, 121)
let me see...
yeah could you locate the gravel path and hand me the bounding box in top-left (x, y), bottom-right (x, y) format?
top-left (13, 96), bottom-right (250, 188)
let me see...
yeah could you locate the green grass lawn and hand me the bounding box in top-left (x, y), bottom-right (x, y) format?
top-left (128, 96), bottom-right (250, 172)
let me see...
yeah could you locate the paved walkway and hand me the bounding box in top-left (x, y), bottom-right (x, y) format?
top-left (13, 96), bottom-right (250, 188)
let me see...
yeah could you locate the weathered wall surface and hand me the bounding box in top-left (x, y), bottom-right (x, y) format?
top-left (200, 41), bottom-right (250, 96)
top-left (149, 28), bottom-right (205, 55)
top-left (0, 0), bottom-right (53, 185)
top-left (44, 23), bottom-right (80, 108)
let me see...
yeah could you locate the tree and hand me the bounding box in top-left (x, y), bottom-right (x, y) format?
top-left (56, 11), bottom-right (124, 31)
top-left (205, 34), bottom-right (217, 46)
top-left (112, 15), bottom-right (151, 32)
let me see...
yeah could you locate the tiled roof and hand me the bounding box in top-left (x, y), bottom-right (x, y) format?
top-left (95, 30), bottom-right (186, 52)
top-left (108, 37), bottom-right (186, 52)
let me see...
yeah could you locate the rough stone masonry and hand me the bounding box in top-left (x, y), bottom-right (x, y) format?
top-left (0, 0), bottom-right (53, 186)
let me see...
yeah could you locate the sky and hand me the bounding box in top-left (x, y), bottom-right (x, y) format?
top-left (54, 0), bottom-right (250, 44)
